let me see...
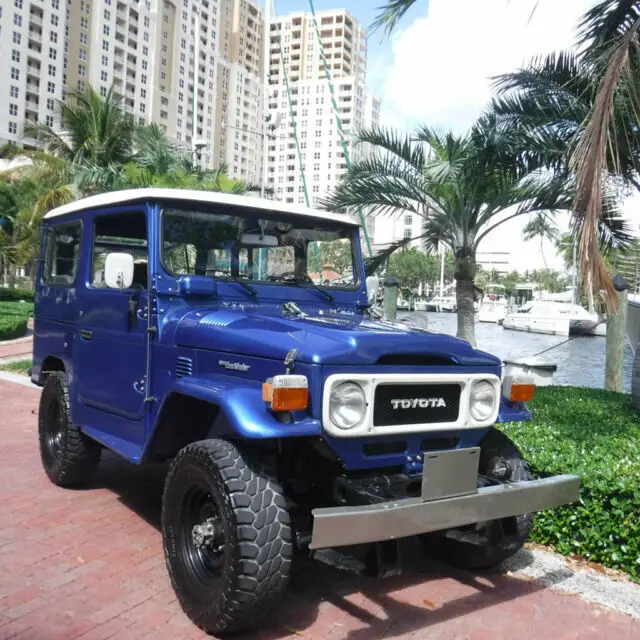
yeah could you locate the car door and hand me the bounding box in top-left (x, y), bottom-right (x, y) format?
top-left (74, 208), bottom-right (150, 442)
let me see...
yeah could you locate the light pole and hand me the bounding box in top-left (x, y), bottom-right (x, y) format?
top-left (558, 237), bottom-right (578, 305)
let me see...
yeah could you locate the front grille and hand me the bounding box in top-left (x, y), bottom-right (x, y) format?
top-left (373, 383), bottom-right (461, 427)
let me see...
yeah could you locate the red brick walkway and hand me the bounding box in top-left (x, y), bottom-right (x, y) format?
top-left (0, 336), bottom-right (32, 361)
top-left (0, 379), bottom-right (638, 640)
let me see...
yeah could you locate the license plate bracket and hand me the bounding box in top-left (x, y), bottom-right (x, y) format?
top-left (421, 447), bottom-right (480, 502)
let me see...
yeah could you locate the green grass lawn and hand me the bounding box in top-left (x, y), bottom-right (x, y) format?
top-left (0, 359), bottom-right (31, 375)
top-left (503, 386), bottom-right (640, 581)
top-left (0, 301), bottom-right (34, 340)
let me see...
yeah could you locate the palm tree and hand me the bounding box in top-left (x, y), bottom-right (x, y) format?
top-left (26, 85), bottom-right (135, 194)
top-left (492, 1), bottom-right (640, 306)
top-left (324, 116), bottom-right (576, 346)
top-left (522, 213), bottom-right (557, 268)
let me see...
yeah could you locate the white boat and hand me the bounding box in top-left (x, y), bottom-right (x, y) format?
top-left (413, 300), bottom-right (428, 311)
top-left (503, 301), bottom-right (604, 337)
top-left (478, 284), bottom-right (507, 323)
top-left (627, 293), bottom-right (640, 352)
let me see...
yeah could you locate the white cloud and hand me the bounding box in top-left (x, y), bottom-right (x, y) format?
top-left (378, 0), bottom-right (598, 132)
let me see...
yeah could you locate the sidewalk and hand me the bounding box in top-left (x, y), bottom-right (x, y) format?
top-left (0, 334), bottom-right (32, 362)
top-left (0, 377), bottom-right (639, 640)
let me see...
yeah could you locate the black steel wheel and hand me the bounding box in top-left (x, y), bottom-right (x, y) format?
top-left (162, 439), bottom-right (292, 636)
top-left (38, 371), bottom-right (102, 486)
top-left (419, 428), bottom-right (534, 570)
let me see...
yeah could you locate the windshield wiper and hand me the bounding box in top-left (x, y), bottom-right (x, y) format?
top-left (269, 273), bottom-right (334, 302)
top-left (209, 270), bottom-right (257, 297)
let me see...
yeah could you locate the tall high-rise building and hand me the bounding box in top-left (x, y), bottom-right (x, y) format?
top-left (0, 0), bottom-right (69, 144)
top-left (0, 0), bottom-right (265, 180)
top-left (266, 9), bottom-right (379, 208)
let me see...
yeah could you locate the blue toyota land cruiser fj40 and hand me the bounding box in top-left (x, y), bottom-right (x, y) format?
top-left (33, 189), bottom-right (580, 635)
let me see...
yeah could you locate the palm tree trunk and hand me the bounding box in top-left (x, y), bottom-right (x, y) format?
top-left (454, 252), bottom-right (477, 346)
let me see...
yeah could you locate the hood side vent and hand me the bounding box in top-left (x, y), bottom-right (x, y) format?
top-left (376, 354), bottom-right (455, 366)
top-left (176, 356), bottom-right (194, 378)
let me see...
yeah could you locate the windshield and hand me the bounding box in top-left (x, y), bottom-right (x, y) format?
top-left (162, 207), bottom-right (359, 288)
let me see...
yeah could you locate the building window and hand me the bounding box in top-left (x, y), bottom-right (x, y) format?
top-left (142, 45), bottom-right (148, 56)
top-left (100, 86), bottom-right (107, 96)
top-left (403, 227), bottom-right (412, 239)
top-left (14, 0), bottom-right (23, 8)
top-left (49, 48), bottom-right (57, 60)
top-left (101, 55), bottom-right (108, 66)
top-left (45, 115), bottom-right (54, 127)
top-left (10, 86), bottom-right (18, 98)
top-left (8, 122), bottom-right (18, 135)
top-left (140, 89), bottom-right (146, 98)
top-left (404, 215), bottom-right (412, 226)
top-left (14, 14), bottom-right (22, 26)
top-left (11, 50), bottom-right (20, 63)
top-left (47, 81), bottom-right (55, 93)
top-left (140, 103), bottom-right (146, 113)
top-left (100, 70), bottom-right (108, 82)
top-left (104, 9), bottom-right (110, 19)
top-left (142, 60), bottom-right (147, 70)
top-left (47, 98), bottom-right (55, 110)
top-left (80, 32), bottom-right (88, 45)
top-left (141, 74), bottom-right (147, 84)
top-left (78, 64), bottom-right (86, 77)
top-left (80, 17), bottom-right (88, 29)
top-left (77, 80), bottom-right (85, 90)
top-left (9, 104), bottom-right (18, 116)
top-left (102, 40), bottom-right (109, 51)
top-left (48, 64), bottom-right (56, 76)
top-left (103, 25), bottom-right (110, 36)
top-left (10, 68), bottom-right (19, 80)
top-left (12, 32), bottom-right (21, 44)
top-left (51, 31), bottom-right (57, 43)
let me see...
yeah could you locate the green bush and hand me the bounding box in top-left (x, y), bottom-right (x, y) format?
top-left (502, 386), bottom-right (640, 581)
top-left (0, 316), bottom-right (28, 340)
top-left (0, 288), bottom-right (34, 302)
top-left (0, 300), bottom-right (33, 340)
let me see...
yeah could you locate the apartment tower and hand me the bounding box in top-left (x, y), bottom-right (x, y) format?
top-left (266, 9), bottom-right (379, 208)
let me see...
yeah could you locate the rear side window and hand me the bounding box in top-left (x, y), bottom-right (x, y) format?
top-left (45, 222), bottom-right (82, 286)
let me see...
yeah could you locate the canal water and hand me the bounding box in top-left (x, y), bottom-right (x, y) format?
top-left (400, 312), bottom-right (634, 392)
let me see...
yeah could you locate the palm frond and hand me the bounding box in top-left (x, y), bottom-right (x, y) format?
top-left (571, 14), bottom-right (640, 308)
top-left (369, 0), bottom-right (419, 37)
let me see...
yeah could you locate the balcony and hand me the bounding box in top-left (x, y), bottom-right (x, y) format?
top-left (28, 13), bottom-right (43, 27)
top-left (28, 29), bottom-right (42, 44)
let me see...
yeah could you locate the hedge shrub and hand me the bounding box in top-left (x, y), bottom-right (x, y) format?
top-left (0, 300), bottom-right (33, 340)
top-left (502, 386), bottom-right (640, 581)
top-left (0, 288), bottom-right (34, 302)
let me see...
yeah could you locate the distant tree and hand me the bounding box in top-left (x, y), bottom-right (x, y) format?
top-left (522, 213), bottom-right (558, 268)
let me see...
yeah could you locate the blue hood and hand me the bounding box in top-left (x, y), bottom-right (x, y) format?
top-left (174, 305), bottom-right (500, 367)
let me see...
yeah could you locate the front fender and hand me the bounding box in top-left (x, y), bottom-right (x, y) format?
top-left (167, 374), bottom-right (322, 439)
top-left (496, 396), bottom-right (532, 423)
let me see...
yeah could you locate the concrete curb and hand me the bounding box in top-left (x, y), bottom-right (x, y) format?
top-left (0, 370), bottom-right (40, 390)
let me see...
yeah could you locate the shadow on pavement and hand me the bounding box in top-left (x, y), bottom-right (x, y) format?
top-left (88, 452), bottom-right (569, 640)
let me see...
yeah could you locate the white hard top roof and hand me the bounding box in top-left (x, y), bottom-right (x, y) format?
top-left (43, 188), bottom-right (360, 227)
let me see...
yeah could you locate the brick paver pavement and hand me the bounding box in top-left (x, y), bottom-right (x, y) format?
top-left (1, 378), bottom-right (639, 640)
top-left (0, 336), bottom-right (32, 361)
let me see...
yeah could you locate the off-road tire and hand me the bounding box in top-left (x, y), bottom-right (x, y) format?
top-left (419, 428), bottom-right (534, 570)
top-left (38, 371), bottom-right (102, 486)
top-left (162, 439), bottom-right (293, 636)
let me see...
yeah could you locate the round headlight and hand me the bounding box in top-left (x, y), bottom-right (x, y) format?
top-left (329, 382), bottom-right (366, 430)
top-left (470, 381), bottom-right (497, 422)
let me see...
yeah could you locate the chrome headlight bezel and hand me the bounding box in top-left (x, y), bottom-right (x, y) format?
top-left (328, 381), bottom-right (367, 430)
top-left (469, 379), bottom-right (498, 422)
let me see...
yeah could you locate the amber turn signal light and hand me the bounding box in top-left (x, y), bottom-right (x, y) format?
top-left (263, 375), bottom-right (308, 411)
top-left (502, 375), bottom-right (535, 402)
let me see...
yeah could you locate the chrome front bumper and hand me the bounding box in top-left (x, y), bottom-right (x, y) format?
top-left (309, 473), bottom-right (580, 549)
